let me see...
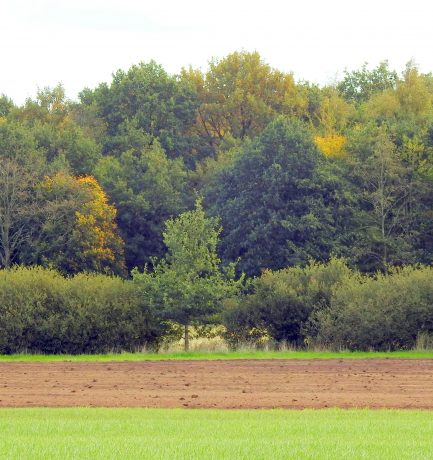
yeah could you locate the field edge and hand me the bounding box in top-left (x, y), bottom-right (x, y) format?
top-left (1, 350), bottom-right (433, 362)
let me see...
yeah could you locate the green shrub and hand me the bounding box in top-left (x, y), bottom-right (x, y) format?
top-left (222, 258), bottom-right (351, 347)
top-left (315, 265), bottom-right (433, 350)
top-left (222, 297), bottom-right (267, 349)
top-left (0, 266), bottom-right (165, 354)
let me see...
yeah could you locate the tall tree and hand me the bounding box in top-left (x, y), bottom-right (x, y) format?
top-left (0, 122), bottom-right (46, 268)
top-left (14, 84), bottom-right (70, 127)
top-left (11, 85), bottom-right (102, 175)
top-left (206, 117), bottom-right (353, 275)
top-left (0, 95), bottom-right (14, 118)
top-left (0, 157), bottom-right (41, 268)
top-left (28, 173), bottom-right (125, 275)
top-left (182, 51), bottom-right (307, 156)
top-left (95, 142), bottom-right (190, 271)
top-left (337, 61), bottom-right (398, 103)
top-left (80, 61), bottom-right (199, 159)
top-left (345, 126), bottom-right (419, 271)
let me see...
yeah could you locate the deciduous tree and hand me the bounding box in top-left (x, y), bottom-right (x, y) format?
top-left (182, 51), bottom-right (306, 155)
top-left (32, 173), bottom-right (125, 275)
top-left (206, 117), bottom-right (352, 275)
top-left (133, 200), bottom-right (241, 351)
top-left (95, 142), bottom-right (190, 271)
top-left (0, 122), bottom-right (46, 267)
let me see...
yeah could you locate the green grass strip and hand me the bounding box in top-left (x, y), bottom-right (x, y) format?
top-left (0, 408), bottom-right (432, 459)
top-left (1, 350), bottom-right (433, 362)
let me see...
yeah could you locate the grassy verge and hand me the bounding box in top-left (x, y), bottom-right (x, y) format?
top-left (0, 408), bottom-right (432, 459)
top-left (1, 350), bottom-right (433, 362)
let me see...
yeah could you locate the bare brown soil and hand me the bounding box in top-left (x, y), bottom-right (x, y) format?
top-left (1, 359), bottom-right (433, 409)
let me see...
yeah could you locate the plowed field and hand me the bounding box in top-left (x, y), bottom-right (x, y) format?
top-left (1, 359), bottom-right (432, 409)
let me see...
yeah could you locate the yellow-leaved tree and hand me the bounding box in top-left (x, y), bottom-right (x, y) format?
top-left (312, 87), bottom-right (351, 159)
top-left (181, 51), bottom-right (308, 156)
top-left (314, 134), bottom-right (347, 159)
top-left (34, 173), bottom-right (125, 275)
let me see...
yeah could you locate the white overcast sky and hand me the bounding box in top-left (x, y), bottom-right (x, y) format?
top-left (2, 0), bottom-right (432, 104)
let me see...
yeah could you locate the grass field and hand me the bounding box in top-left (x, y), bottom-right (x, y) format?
top-left (0, 408), bottom-right (432, 459)
top-left (1, 350), bottom-right (433, 361)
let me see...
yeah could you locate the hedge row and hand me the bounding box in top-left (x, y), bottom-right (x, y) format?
top-left (316, 265), bottom-right (433, 350)
top-left (223, 260), bottom-right (433, 351)
top-left (1, 262), bottom-right (432, 353)
top-left (0, 266), bottom-right (168, 354)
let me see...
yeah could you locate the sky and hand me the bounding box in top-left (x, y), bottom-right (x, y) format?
top-left (2, 0), bottom-right (433, 104)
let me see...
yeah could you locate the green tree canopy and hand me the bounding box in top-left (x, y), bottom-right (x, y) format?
top-left (95, 142), bottom-right (190, 271)
top-left (206, 117), bottom-right (353, 275)
top-left (0, 121), bottom-right (48, 267)
top-left (337, 61), bottom-right (398, 103)
top-left (133, 200), bottom-right (242, 350)
top-left (80, 61), bottom-right (199, 159)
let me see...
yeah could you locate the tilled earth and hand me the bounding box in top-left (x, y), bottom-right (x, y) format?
top-left (1, 359), bottom-right (432, 409)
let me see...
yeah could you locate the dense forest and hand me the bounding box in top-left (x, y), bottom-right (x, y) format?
top-left (1, 51), bottom-right (433, 352)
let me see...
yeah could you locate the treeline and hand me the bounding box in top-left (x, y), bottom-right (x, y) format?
top-left (1, 52), bottom-right (433, 352)
top-left (1, 52), bottom-right (432, 276)
top-left (0, 202), bottom-right (432, 353)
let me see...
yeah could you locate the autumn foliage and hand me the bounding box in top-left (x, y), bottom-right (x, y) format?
top-left (314, 134), bottom-right (347, 158)
top-left (37, 173), bottom-right (125, 275)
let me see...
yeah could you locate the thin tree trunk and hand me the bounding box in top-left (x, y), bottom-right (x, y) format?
top-left (184, 324), bottom-right (189, 352)
top-left (3, 246), bottom-right (11, 269)
top-left (0, 226), bottom-right (11, 268)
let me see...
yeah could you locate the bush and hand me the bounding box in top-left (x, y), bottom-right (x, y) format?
top-left (0, 266), bottom-right (166, 354)
top-left (222, 258), bottom-right (351, 347)
top-left (315, 265), bottom-right (433, 350)
top-left (222, 297), bottom-right (267, 349)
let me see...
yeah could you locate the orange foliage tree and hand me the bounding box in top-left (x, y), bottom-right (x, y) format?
top-left (35, 173), bottom-right (125, 275)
